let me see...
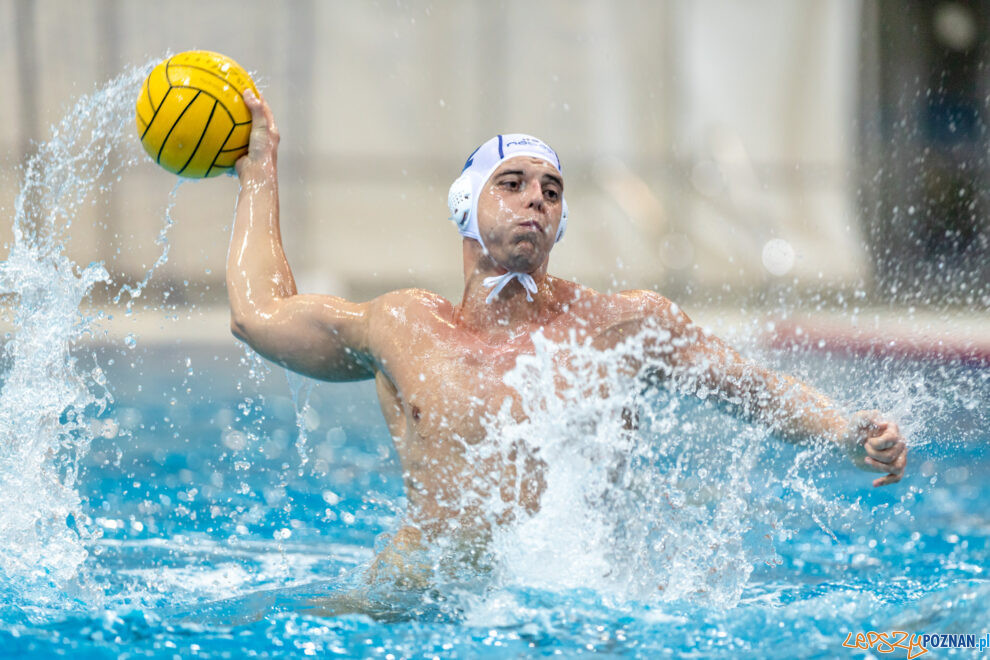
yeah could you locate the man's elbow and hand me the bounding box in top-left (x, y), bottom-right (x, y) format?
top-left (230, 314), bottom-right (250, 342)
top-left (230, 311), bottom-right (260, 344)
top-left (230, 299), bottom-right (284, 346)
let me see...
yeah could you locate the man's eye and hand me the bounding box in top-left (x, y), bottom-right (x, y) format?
top-left (501, 180), bottom-right (519, 190)
top-left (545, 189), bottom-right (559, 201)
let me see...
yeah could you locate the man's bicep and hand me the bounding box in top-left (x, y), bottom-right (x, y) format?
top-left (232, 293), bottom-right (377, 381)
top-left (626, 291), bottom-right (711, 374)
top-left (634, 294), bottom-right (745, 391)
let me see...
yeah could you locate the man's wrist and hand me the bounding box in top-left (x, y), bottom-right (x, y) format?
top-left (814, 411), bottom-right (851, 447)
top-left (836, 412), bottom-right (872, 467)
top-left (238, 157), bottom-right (277, 184)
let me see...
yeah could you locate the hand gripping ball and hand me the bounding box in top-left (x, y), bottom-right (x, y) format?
top-left (136, 51), bottom-right (259, 178)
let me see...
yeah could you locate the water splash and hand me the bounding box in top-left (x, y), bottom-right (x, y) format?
top-left (460, 328), bottom-right (768, 608)
top-left (113, 178), bottom-right (183, 311)
top-left (0, 64), bottom-right (153, 610)
top-left (450, 323), bottom-right (961, 611)
top-left (286, 371), bottom-right (317, 474)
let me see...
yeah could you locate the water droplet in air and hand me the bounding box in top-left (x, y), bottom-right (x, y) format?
top-left (761, 239), bottom-right (795, 276)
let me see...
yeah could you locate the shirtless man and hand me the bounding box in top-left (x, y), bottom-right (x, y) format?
top-left (226, 90), bottom-right (907, 584)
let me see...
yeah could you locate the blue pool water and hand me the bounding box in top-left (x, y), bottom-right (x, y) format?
top-left (1, 339), bottom-right (986, 658)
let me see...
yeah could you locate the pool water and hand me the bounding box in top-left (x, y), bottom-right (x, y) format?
top-left (1, 339), bottom-right (986, 658)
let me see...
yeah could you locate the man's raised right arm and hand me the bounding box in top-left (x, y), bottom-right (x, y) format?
top-left (226, 89), bottom-right (375, 382)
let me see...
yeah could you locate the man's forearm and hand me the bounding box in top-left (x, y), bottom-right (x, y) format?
top-left (226, 158), bottom-right (297, 331)
top-left (746, 368), bottom-right (849, 445)
top-left (690, 335), bottom-right (850, 446)
top-left (730, 361), bottom-right (908, 486)
top-left (650, 309), bottom-right (852, 447)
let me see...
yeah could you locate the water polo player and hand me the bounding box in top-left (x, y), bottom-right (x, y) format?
top-left (226, 89), bottom-right (907, 582)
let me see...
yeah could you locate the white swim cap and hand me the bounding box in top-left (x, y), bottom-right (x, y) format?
top-left (448, 134), bottom-right (568, 254)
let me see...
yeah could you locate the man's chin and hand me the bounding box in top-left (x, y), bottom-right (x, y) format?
top-left (506, 260), bottom-right (543, 274)
top-left (484, 234), bottom-right (548, 271)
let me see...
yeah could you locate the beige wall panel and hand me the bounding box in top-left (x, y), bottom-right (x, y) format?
top-left (676, 0), bottom-right (858, 164)
top-left (0, 1), bottom-right (17, 150)
top-left (0, 0), bottom-right (870, 299)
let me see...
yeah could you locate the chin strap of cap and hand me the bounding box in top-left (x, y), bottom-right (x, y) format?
top-left (482, 271), bottom-right (538, 304)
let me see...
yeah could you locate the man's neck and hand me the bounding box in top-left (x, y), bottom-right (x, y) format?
top-left (456, 264), bottom-right (556, 340)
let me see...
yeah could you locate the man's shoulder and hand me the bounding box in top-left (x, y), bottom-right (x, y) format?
top-left (369, 287), bottom-right (453, 321)
top-left (614, 289), bottom-right (691, 321)
top-left (547, 278), bottom-right (688, 334)
top-left (589, 287), bottom-right (693, 333)
top-left (567, 283), bottom-right (679, 318)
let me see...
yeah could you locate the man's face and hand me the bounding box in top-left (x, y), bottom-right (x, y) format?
top-left (475, 156), bottom-right (564, 273)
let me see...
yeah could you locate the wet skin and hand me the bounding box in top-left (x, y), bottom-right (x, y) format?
top-left (226, 90), bottom-right (908, 578)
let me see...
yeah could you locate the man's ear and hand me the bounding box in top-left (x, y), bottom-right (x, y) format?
top-left (448, 174), bottom-right (473, 230)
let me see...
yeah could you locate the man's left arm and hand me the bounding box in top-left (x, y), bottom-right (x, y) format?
top-left (631, 293), bottom-right (908, 487)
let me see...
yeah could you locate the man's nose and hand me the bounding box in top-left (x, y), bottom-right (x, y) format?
top-left (524, 179), bottom-right (544, 210)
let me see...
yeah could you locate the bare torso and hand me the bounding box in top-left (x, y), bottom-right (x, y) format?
top-left (366, 277), bottom-right (659, 543)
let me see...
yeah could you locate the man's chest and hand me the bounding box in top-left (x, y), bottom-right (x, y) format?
top-left (370, 298), bottom-right (654, 437)
top-left (381, 331), bottom-right (632, 441)
top-left (388, 343), bottom-right (537, 442)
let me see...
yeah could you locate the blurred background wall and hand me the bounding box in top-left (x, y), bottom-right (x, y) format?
top-left (0, 0), bottom-right (987, 309)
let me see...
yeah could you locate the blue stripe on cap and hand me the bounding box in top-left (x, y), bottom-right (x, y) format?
top-left (462, 143), bottom-right (482, 172)
top-left (497, 134), bottom-right (504, 159)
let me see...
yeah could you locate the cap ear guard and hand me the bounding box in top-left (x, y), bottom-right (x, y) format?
top-left (447, 173), bottom-right (473, 230)
top-left (555, 198), bottom-right (568, 243)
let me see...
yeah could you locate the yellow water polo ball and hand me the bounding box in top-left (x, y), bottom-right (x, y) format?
top-left (136, 51), bottom-right (259, 178)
